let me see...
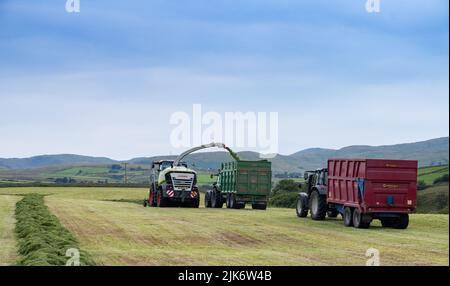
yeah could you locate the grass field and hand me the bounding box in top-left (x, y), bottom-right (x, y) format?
top-left (0, 187), bottom-right (448, 266)
top-left (0, 195), bottom-right (19, 265)
top-left (418, 165), bottom-right (449, 185)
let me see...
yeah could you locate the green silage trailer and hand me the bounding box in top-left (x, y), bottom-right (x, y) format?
top-left (205, 160), bottom-right (272, 210)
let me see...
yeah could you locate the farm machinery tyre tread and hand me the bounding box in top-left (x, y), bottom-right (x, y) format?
top-left (391, 214), bottom-right (409, 229)
top-left (296, 193), bottom-right (309, 217)
top-left (343, 207), bottom-right (354, 227)
top-left (252, 203), bottom-right (267, 210)
top-left (211, 189), bottom-right (223, 208)
top-left (205, 191), bottom-right (212, 208)
top-left (352, 208), bottom-right (371, 229)
top-left (157, 190), bottom-right (169, 208)
top-left (310, 191), bottom-right (327, 220)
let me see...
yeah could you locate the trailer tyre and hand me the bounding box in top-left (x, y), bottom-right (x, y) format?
top-left (252, 203), bottom-right (267, 210)
top-left (352, 208), bottom-right (371, 229)
top-left (228, 193), bottom-right (237, 209)
top-left (380, 218), bottom-right (394, 228)
top-left (296, 193), bottom-right (309, 218)
top-left (343, 207), bottom-right (354, 227)
top-left (392, 214), bottom-right (409, 229)
top-left (310, 191), bottom-right (327, 220)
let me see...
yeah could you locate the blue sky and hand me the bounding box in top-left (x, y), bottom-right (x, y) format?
top-left (0, 0), bottom-right (448, 159)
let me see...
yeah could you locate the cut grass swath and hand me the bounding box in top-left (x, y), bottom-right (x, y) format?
top-left (14, 194), bottom-right (95, 266)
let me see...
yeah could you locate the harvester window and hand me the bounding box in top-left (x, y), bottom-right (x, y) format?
top-left (160, 162), bottom-right (172, 171)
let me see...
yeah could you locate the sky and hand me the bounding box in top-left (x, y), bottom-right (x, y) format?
top-left (0, 0), bottom-right (448, 160)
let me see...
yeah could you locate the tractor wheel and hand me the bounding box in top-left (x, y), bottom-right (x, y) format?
top-left (143, 200), bottom-right (148, 207)
top-left (310, 191), bottom-right (327, 220)
top-left (352, 208), bottom-right (371, 229)
top-left (204, 191), bottom-right (212, 208)
top-left (157, 190), bottom-right (169, 208)
top-left (296, 193), bottom-right (309, 218)
top-left (211, 190), bottom-right (223, 208)
top-left (327, 209), bottom-right (339, 218)
top-left (343, 207), bottom-right (354, 227)
top-left (391, 214), bottom-right (409, 229)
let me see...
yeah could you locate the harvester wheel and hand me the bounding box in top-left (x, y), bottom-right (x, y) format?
top-left (310, 191), bottom-right (327, 220)
top-left (296, 193), bottom-right (309, 217)
top-left (343, 207), bottom-right (354, 227)
top-left (352, 208), bottom-right (371, 229)
top-left (157, 190), bottom-right (169, 208)
top-left (391, 214), bottom-right (409, 229)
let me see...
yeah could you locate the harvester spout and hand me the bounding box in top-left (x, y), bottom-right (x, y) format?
top-left (173, 142), bottom-right (240, 166)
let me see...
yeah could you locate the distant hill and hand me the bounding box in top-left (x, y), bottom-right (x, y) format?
top-left (290, 137), bottom-right (449, 171)
top-left (0, 137), bottom-right (448, 174)
top-left (0, 154), bottom-right (115, 169)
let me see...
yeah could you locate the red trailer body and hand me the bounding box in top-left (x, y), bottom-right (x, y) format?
top-left (327, 159), bottom-right (418, 214)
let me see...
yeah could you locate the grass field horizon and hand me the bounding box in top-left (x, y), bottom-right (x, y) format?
top-left (0, 187), bottom-right (448, 266)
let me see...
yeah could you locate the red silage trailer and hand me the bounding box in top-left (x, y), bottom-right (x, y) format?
top-left (327, 159), bottom-right (418, 228)
top-left (295, 158), bottom-right (418, 229)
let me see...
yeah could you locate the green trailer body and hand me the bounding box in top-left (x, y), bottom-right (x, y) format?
top-left (219, 160), bottom-right (272, 198)
top-left (205, 160), bottom-right (272, 210)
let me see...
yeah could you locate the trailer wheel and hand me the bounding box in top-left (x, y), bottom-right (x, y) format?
top-left (352, 208), bottom-right (371, 229)
top-left (310, 191), bottom-right (327, 220)
top-left (252, 203), bottom-right (267, 210)
top-left (296, 193), bottom-right (309, 218)
top-left (380, 218), bottom-right (394, 228)
top-left (391, 214), bottom-right (409, 229)
top-left (205, 191), bottom-right (212, 208)
top-left (228, 193), bottom-right (237, 209)
top-left (343, 207), bottom-right (353, 227)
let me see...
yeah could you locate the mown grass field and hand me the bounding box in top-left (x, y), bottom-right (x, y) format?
top-left (0, 187), bottom-right (448, 266)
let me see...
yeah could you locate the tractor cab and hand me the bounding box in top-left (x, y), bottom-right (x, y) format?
top-left (300, 168), bottom-right (328, 195)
